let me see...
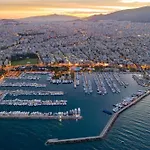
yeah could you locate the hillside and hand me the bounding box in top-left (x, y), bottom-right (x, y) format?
top-left (86, 6), bottom-right (150, 22)
top-left (20, 14), bottom-right (79, 22)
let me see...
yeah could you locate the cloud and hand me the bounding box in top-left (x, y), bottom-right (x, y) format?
top-left (97, 6), bottom-right (134, 9)
top-left (41, 7), bottom-right (110, 17)
top-left (121, 0), bottom-right (150, 3)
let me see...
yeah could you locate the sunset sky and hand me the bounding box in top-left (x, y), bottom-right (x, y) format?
top-left (0, 0), bottom-right (150, 19)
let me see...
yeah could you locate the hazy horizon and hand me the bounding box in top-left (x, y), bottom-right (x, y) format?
top-left (0, 0), bottom-right (150, 19)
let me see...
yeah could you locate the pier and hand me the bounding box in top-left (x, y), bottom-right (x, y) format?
top-left (0, 99), bottom-right (67, 106)
top-left (0, 114), bottom-right (82, 120)
top-left (0, 82), bottom-right (46, 88)
top-left (5, 90), bottom-right (64, 96)
top-left (0, 109), bottom-right (82, 120)
top-left (45, 90), bottom-right (150, 145)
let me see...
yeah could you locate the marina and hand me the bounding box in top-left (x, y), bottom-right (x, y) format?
top-left (46, 90), bottom-right (150, 145)
top-left (0, 71), bottom-right (132, 95)
top-left (0, 72), bottom-right (149, 148)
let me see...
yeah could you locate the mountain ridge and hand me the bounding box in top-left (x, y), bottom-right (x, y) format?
top-left (19, 14), bottom-right (79, 22)
top-left (86, 6), bottom-right (150, 22)
top-left (1, 6), bottom-right (150, 23)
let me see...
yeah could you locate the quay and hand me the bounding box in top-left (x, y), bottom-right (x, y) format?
top-left (45, 90), bottom-right (150, 145)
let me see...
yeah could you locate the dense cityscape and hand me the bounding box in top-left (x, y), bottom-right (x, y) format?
top-left (0, 19), bottom-right (150, 67)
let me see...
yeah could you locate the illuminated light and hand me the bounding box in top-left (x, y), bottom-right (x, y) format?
top-left (119, 64), bottom-right (123, 68)
top-left (68, 62), bottom-right (73, 66)
top-left (103, 63), bottom-right (109, 67)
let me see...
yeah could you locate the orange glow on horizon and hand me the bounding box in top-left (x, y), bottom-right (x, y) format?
top-left (0, 1), bottom-right (150, 19)
top-left (0, 7), bottom-right (111, 19)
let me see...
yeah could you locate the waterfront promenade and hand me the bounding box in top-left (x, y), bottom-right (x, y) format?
top-left (46, 90), bottom-right (150, 145)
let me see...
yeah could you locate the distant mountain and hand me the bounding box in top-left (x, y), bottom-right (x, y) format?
top-left (86, 6), bottom-right (150, 22)
top-left (0, 19), bottom-right (19, 25)
top-left (0, 19), bottom-right (17, 22)
top-left (20, 14), bottom-right (79, 22)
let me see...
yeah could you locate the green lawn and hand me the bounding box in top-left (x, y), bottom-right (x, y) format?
top-left (11, 58), bottom-right (39, 66)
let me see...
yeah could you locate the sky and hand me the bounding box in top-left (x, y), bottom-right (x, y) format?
top-left (0, 0), bottom-right (150, 19)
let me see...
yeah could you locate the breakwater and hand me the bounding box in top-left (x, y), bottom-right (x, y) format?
top-left (46, 90), bottom-right (150, 145)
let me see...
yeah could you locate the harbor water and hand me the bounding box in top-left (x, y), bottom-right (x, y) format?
top-left (0, 73), bottom-right (149, 150)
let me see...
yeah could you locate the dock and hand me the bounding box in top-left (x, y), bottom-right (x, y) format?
top-left (0, 115), bottom-right (82, 120)
top-left (0, 108), bottom-right (82, 120)
top-left (46, 90), bottom-right (150, 145)
top-left (0, 99), bottom-right (67, 106)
